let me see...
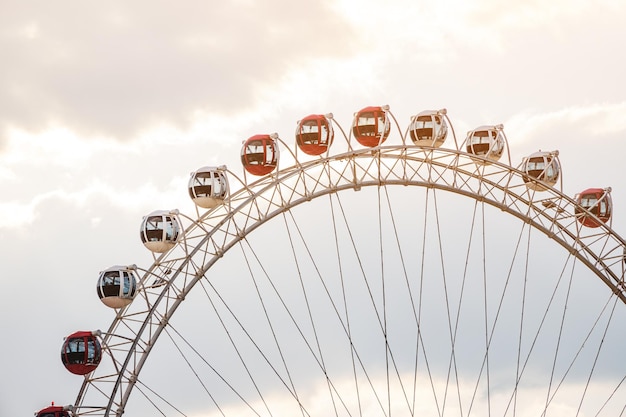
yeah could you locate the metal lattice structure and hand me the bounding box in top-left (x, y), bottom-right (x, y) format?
top-left (70, 143), bottom-right (626, 416)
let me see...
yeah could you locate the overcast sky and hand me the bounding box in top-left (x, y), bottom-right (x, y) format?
top-left (2, 0), bottom-right (626, 415)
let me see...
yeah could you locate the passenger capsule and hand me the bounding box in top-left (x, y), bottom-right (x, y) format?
top-left (35, 403), bottom-right (73, 417)
top-left (521, 150), bottom-right (560, 191)
top-left (61, 330), bottom-right (102, 376)
top-left (97, 265), bottom-right (138, 309)
top-left (140, 210), bottom-right (180, 253)
top-left (408, 109), bottom-right (448, 147)
top-left (295, 114), bottom-right (334, 156)
top-left (352, 105), bottom-right (390, 147)
top-left (465, 124), bottom-right (505, 164)
top-left (188, 166), bottom-right (228, 209)
top-left (241, 134), bottom-right (279, 176)
top-left (575, 187), bottom-right (612, 228)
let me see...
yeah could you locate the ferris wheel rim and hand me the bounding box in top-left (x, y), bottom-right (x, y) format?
top-left (73, 144), bottom-right (626, 416)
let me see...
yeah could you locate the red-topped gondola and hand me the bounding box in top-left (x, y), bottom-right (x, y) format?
top-left (352, 105), bottom-right (390, 147)
top-left (521, 150), bottom-right (561, 191)
top-left (139, 210), bottom-right (180, 253)
top-left (188, 166), bottom-right (228, 209)
top-left (35, 402), bottom-right (73, 417)
top-left (96, 265), bottom-right (138, 309)
top-left (61, 330), bottom-right (102, 376)
top-left (464, 124), bottom-right (506, 164)
top-left (295, 114), bottom-right (334, 156)
top-left (241, 134), bottom-right (279, 176)
top-left (408, 109), bottom-right (448, 148)
top-left (575, 187), bottom-right (612, 228)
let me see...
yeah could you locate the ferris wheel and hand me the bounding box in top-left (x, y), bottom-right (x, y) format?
top-left (37, 106), bottom-right (626, 417)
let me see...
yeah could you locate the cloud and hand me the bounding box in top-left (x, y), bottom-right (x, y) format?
top-left (505, 102), bottom-right (626, 149)
top-left (0, 0), bottom-right (357, 139)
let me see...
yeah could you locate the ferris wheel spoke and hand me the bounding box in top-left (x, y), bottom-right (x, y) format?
top-left (159, 326), bottom-right (224, 416)
top-left (413, 188), bottom-right (443, 417)
top-left (539, 250), bottom-right (578, 416)
top-left (328, 193), bottom-right (364, 416)
top-left (429, 188), bottom-right (467, 417)
top-left (279, 210), bottom-right (341, 417)
top-left (380, 184), bottom-right (425, 416)
top-left (132, 382), bottom-right (179, 417)
top-left (237, 239), bottom-right (310, 417)
top-left (575, 299), bottom-right (620, 416)
top-left (236, 226), bottom-right (386, 417)
top-left (542, 294), bottom-right (620, 415)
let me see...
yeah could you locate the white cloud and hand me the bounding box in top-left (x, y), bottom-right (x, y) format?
top-left (506, 102), bottom-right (626, 147)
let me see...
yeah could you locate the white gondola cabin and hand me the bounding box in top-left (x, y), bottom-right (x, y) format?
top-left (61, 330), bottom-right (102, 376)
top-left (465, 124), bottom-right (506, 164)
top-left (295, 114), bottom-right (334, 156)
top-left (96, 265), bottom-right (138, 308)
top-left (575, 187), bottom-right (612, 228)
top-left (352, 106), bottom-right (390, 148)
top-left (408, 109), bottom-right (448, 147)
top-left (521, 150), bottom-right (560, 191)
top-left (188, 166), bottom-right (228, 209)
top-left (241, 134), bottom-right (279, 176)
top-left (140, 210), bottom-right (180, 253)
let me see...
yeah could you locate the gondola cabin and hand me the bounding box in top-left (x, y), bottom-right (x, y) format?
top-left (295, 114), bottom-right (334, 156)
top-left (575, 187), bottom-right (612, 228)
top-left (61, 331), bottom-right (102, 376)
top-left (96, 265), bottom-right (138, 309)
top-left (140, 210), bottom-right (180, 253)
top-left (521, 150), bottom-right (561, 191)
top-left (35, 403), bottom-right (73, 417)
top-left (241, 134), bottom-right (279, 176)
top-left (408, 109), bottom-right (448, 148)
top-left (465, 124), bottom-right (505, 164)
top-left (352, 106), bottom-right (390, 148)
top-left (188, 166), bottom-right (228, 209)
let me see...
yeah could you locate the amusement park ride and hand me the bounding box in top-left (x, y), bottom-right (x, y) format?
top-left (36, 105), bottom-right (623, 417)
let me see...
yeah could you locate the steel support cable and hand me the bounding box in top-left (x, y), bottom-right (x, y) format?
top-left (243, 190), bottom-right (399, 417)
top-left (283, 197), bottom-right (396, 417)
top-left (160, 325), bottom-right (221, 416)
top-left (328, 191), bottom-right (389, 416)
top-left (483, 202), bottom-right (492, 417)
top-left (418, 188), bottom-right (443, 417)
top-left (240, 230), bottom-right (378, 417)
top-left (132, 382), bottom-right (176, 417)
top-left (448, 198), bottom-right (481, 417)
top-left (502, 252), bottom-right (575, 414)
top-left (513, 224), bottom-right (532, 417)
top-left (431, 189), bottom-right (462, 417)
top-left (328, 192), bottom-right (363, 417)
top-left (381, 183), bottom-right (423, 416)
top-left (541, 248), bottom-right (578, 417)
top-left (279, 210), bottom-right (337, 417)
top-left (537, 291), bottom-right (621, 414)
top-left (378, 184), bottom-right (417, 415)
top-left (377, 183), bottom-right (391, 417)
top-left (198, 265), bottom-right (316, 417)
top-left (576, 298), bottom-right (620, 416)
top-left (376, 184), bottom-right (416, 416)
top-left (466, 200), bottom-right (491, 417)
top-left (198, 273), bottom-right (272, 417)
top-left (168, 280), bottom-right (271, 416)
top-left (469, 206), bottom-right (537, 416)
top-left (594, 369), bottom-right (626, 416)
top-left (238, 238), bottom-right (302, 417)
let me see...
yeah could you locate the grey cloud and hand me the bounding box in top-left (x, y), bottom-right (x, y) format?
top-left (0, 0), bottom-right (356, 140)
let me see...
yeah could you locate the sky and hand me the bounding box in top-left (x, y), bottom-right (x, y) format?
top-left (2, 0), bottom-right (626, 415)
